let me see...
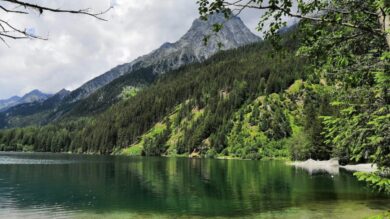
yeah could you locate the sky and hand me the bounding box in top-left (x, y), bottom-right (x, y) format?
top-left (0, 0), bottom-right (277, 99)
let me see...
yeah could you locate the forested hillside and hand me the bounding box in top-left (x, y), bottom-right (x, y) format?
top-left (193, 0), bottom-right (389, 193)
top-left (0, 32), bottom-right (307, 156)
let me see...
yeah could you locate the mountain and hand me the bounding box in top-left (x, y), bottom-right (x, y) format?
top-left (0, 90), bottom-right (51, 112)
top-left (0, 96), bottom-right (21, 111)
top-left (0, 14), bottom-right (260, 128)
top-left (64, 13), bottom-right (260, 103)
top-left (42, 89), bottom-right (70, 108)
top-left (0, 89), bottom-right (69, 128)
top-left (127, 13), bottom-right (260, 74)
top-left (0, 31), bottom-right (306, 157)
top-left (19, 89), bottom-right (52, 103)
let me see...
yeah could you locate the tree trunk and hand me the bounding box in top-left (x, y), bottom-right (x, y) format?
top-left (378, 8), bottom-right (390, 49)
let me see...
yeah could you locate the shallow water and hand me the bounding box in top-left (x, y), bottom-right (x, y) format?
top-left (0, 152), bottom-right (388, 218)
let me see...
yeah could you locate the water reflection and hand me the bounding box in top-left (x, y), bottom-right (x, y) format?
top-left (0, 153), bottom-right (388, 218)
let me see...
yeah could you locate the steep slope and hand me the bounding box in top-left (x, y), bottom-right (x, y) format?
top-left (64, 13), bottom-right (260, 103)
top-left (126, 14), bottom-right (260, 74)
top-left (0, 14), bottom-right (260, 128)
top-left (62, 14), bottom-right (260, 117)
top-left (62, 66), bottom-right (156, 117)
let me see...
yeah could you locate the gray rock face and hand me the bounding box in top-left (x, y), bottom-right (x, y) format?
top-left (130, 14), bottom-right (260, 74)
top-left (67, 14), bottom-right (260, 102)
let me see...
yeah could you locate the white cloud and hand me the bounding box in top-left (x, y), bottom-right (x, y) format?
top-left (0, 0), bottom-right (285, 99)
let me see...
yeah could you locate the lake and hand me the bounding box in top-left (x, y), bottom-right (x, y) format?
top-left (0, 152), bottom-right (388, 218)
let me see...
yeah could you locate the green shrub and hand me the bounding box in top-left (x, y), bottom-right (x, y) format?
top-left (205, 149), bottom-right (217, 158)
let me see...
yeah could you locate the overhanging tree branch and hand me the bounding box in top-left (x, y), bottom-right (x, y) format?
top-left (2, 0), bottom-right (111, 21)
top-left (198, 0), bottom-right (388, 48)
top-left (0, 0), bottom-right (111, 45)
top-left (224, 1), bottom-right (383, 36)
top-left (0, 5), bottom-right (27, 14)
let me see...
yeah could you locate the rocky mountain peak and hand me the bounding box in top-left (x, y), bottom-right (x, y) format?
top-left (179, 13), bottom-right (260, 60)
top-left (132, 13), bottom-right (260, 73)
top-left (20, 89), bottom-right (52, 104)
top-left (66, 14), bottom-right (260, 102)
top-left (54, 89), bottom-right (71, 100)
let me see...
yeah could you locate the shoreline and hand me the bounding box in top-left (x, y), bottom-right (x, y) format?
top-left (0, 151), bottom-right (379, 173)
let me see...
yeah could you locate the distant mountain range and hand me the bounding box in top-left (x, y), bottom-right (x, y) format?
top-left (0, 96), bottom-right (20, 111)
top-left (0, 90), bottom-right (52, 112)
top-left (0, 14), bottom-right (260, 128)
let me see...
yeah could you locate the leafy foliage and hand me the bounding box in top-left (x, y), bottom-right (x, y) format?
top-left (354, 171), bottom-right (390, 194)
top-left (197, 0), bottom-right (390, 192)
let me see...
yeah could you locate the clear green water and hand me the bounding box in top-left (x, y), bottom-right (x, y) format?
top-left (0, 152), bottom-right (388, 219)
